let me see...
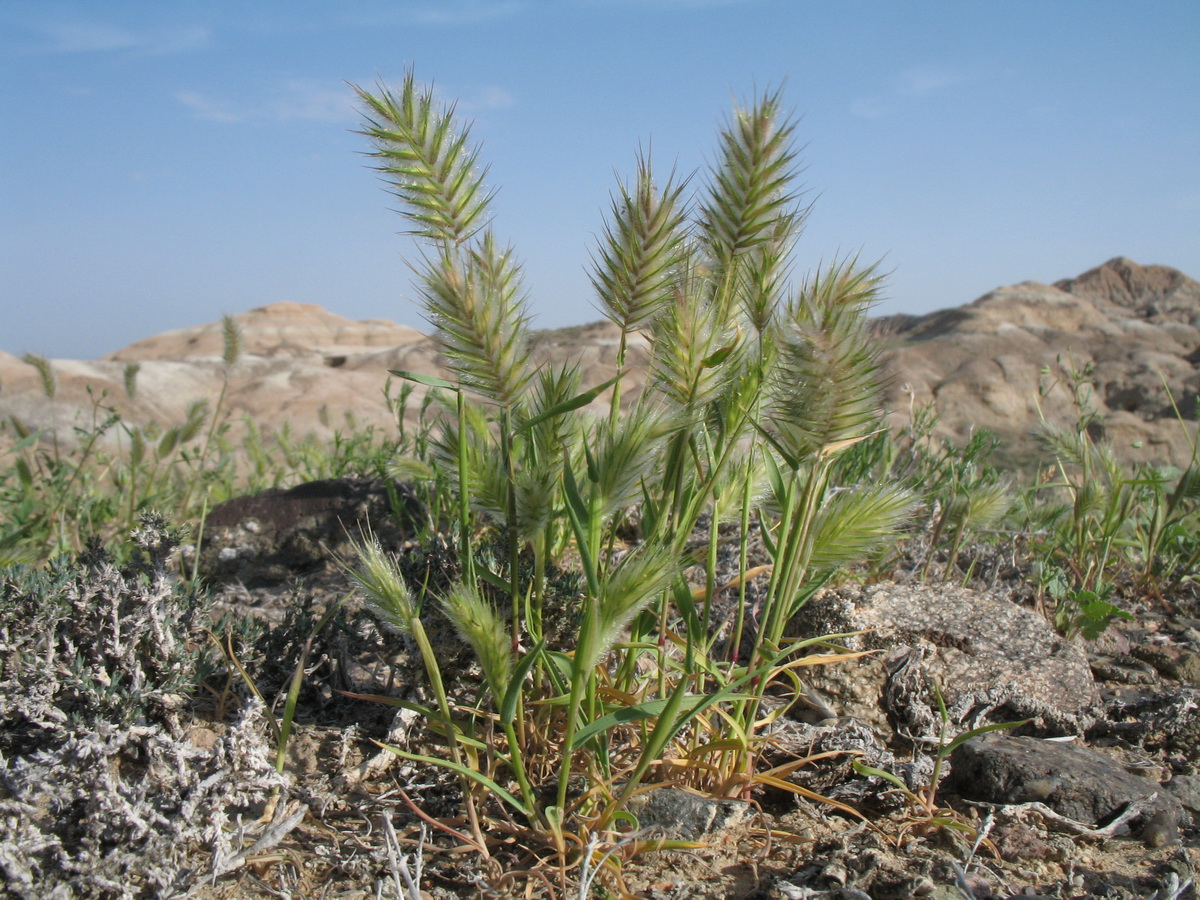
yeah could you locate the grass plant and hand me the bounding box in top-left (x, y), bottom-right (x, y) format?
top-left (2, 66), bottom-right (1198, 900)
top-left (348, 70), bottom-right (916, 892)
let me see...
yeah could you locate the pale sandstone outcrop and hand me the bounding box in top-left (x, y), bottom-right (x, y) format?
top-left (879, 257), bottom-right (1200, 467)
top-left (107, 301), bottom-right (427, 361)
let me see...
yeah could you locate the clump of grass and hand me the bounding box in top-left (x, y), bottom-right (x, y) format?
top-left (1026, 357), bottom-right (1198, 636)
top-left (349, 69), bottom-right (916, 895)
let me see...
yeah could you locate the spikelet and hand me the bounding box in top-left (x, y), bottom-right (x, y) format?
top-left (648, 251), bottom-right (738, 414)
top-left (951, 480), bottom-right (1013, 534)
top-left (8, 415), bottom-right (31, 440)
top-left (738, 208), bottom-right (807, 334)
top-left (123, 363), bottom-right (140, 401)
top-left (768, 259), bottom-right (887, 463)
top-left (709, 447), bottom-right (771, 525)
top-left (156, 425), bottom-right (181, 461)
top-left (419, 231), bottom-right (532, 408)
top-left (349, 535), bottom-right (418, 635)
top-left (527, 361), bottom-right (583, 465)
top-left (179, 400), bottom-right (209, 444)
top-left (128, 427), bottom-right (147, 470)
top-left (699, 88), bottom-right (803, 302)
top-left (1034, 425), bottom-right (1083, 469)
top-left (221, 315), bottom-right (242, 366)
top-left (586, 544), bottom-right (681, 671)
top-left (806, 483), bottom-right (917, 571)
top-left (357, 72), bottom-right (532, 406)
top-left (514, 363), bottom-right (584, 532)
top-left (355, 71), bottom-right (494, 248)
top-left (593, 397), bottom-right (678, 520)
top-left (431, 397), bottom-right (506, 519)
top-left (438, 582), bottom-right (513, 702)
top-left (590, 154), bottom-right (689, 333)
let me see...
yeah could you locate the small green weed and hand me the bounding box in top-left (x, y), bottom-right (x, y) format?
top-left (1029, 358), bottom-right (1198, 636)
top-left (853, 682), bottom-right (1025, 851)
top-left (0, 335), bottom-right (422, 565)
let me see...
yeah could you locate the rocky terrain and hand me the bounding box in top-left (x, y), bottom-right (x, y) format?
top-left (3, 257), bottom-right (1197, 469)
top-left (6, 479), bottom-right (1197, 898)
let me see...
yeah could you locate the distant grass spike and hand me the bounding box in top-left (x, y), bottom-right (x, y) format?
top-left (21, 353), bottom-right (57, 400)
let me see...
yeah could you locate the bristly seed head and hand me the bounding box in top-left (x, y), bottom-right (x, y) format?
top-left (349, 535), bottom-right (417, 635)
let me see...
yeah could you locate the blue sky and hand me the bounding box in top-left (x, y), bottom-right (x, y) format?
top-left (2, 0), bottom-right (1197, 359)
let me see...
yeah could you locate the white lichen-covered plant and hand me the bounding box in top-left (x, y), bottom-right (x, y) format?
top-left (0, 515), bottom-right (287, 899)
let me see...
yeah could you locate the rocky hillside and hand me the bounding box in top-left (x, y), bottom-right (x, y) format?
top-left (879, 257), bottom-right (1199, 467)
top-left (2, 258), bottom-right (1197, 468)
top-left (0, 303), bottom-right (439, 445)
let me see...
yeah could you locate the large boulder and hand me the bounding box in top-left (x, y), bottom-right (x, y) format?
top-left (194, 477), bottom-right (419, 588)
top-left (794, 582), bottom-right (1099, 736)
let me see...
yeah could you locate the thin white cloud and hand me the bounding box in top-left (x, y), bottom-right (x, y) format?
top-left (272, 80), bottom-right (358, 122)
top-left (851, 65), bottom-right (963, 118)
top-left (34, 20), bottom-right (211, 55)
top-left (479, 85), bottom-right (515, 109)
top-left (175, 90), bottom-right (243, 123)
top-left (897, 66), bottom-right (960, 97)
top-left (39, 21), bottom-right (138, 52)
top-left (175, 81), bottom-right (363, 125)
top-left (145, 24), bottom-right (211, 55)
top-left (350, 1), bottom-right (526, 26)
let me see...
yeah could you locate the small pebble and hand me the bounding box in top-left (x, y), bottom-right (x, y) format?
top-left (1140, 809), bottom-right (1179, 848)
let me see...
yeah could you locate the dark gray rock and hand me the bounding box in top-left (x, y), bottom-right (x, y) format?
top-left (1165, 774), bottom-right (1200, 815)
top-left (195, 477), bottom-right (420, 587)
top-left (944, 734), bottom-right (1182, 829)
